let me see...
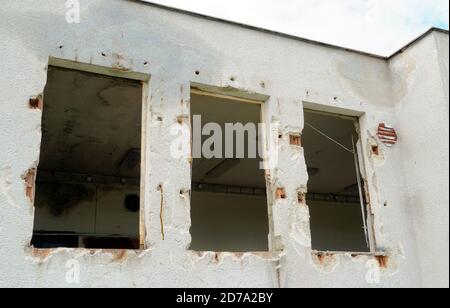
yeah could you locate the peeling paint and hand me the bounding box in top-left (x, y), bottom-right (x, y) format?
top-left (376, 255), bottom-right (389, 268)
top-left (275, 187), bottom-right (286, 200)
top-left (29, 94), bottom-right (43, 110)
top-left (25, 246), bottom-right (57, 264)
top-left (177, 115), bottom-right (188, 125)
top-left (297, 192), bottom-right (306, 204)
top-left (289, 134), bottom-right (301, 147)
top-left (109, 249), bottom-right (128, 264)
top-left (311, 252), bottom-right (340, 273)
top-left (22, 168), bottom-right (36, 203)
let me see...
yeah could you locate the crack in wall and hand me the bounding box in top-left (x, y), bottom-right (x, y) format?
top-left (158, 184), bottom-right (165, 241)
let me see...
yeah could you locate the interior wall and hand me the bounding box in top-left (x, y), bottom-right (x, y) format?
top-left (32, 66), bottom-right (143, 246)
top-left (303, 110), bottom-right (369, 252)
top-left (190, 192), bottom-right (269, 252)
top-left (190, 94), bottom-right (266, 188)
top-left (33, 183), bottom-right (140, 236)
top-left (308, 200), bottom-right (368, 252)
top-left (33, 182), bottom-right (96, 234)
top-left (37, 67), bottom-right (143, 177)
top-left (189, 93), bottom-right (269, 252)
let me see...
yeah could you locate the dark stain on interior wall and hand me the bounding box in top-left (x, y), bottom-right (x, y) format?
top-left (35, 182), bottom-right (94, 217)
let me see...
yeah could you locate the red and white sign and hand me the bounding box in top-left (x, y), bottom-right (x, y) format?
top-left (377, 123), bottom-right (398, 147)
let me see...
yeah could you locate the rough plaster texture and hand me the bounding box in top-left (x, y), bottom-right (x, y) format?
top-left (389, 32), bottom-right (449, 288)
top-left (0, 0), bottom-right (448, 288)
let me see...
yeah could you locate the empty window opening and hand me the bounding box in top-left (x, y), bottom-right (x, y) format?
top-left (190, 92), bottom-right (269, 252)
top-left (31, 66), bottom-right (143, 250)
top-left (303, 109), bottom-right (370, 253)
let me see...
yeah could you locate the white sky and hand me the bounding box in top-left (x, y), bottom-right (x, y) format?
top-left (145, 0), bottom-right (449, 56)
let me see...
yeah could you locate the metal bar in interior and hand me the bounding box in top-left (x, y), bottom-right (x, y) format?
top-left (305, 122), bottom-right (354, 154)
top-left (352, 136), bottom-right (370, 250)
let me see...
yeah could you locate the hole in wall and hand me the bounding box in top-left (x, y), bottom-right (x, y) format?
top-left (298, 192), bottom-right (306, 203)
top-left (276, 188), bottom-right (287, 200)
top-left (29, 96), bottom-right (43, 110)
top-left (189, 91), bottom-right (269, 252)
top-left (31, 66), bottom-right (143, 250)
top-left (289, 134), bottom-right (301, 146)
top-left (303, 109), bottom-right (370, 253)
top-left (372, 145), bottom-right (380, 156)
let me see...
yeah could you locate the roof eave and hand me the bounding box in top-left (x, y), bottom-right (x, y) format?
top-left (130, 0), bottom-right (449, 60)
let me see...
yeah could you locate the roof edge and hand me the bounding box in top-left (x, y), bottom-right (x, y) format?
top-left (129, 0), bottom-right (385, 59)
top-left (130, 0), bottom-right (449, 60)
top-left (388, 27), bottom-right (449, 59)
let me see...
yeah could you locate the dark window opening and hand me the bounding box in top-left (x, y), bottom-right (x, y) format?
top-left (189, 92), bottom-right (269, 252)
top-left (31, 66), bottom-right (143, 250)
top-left (303, 109), bottom-right (370, 252)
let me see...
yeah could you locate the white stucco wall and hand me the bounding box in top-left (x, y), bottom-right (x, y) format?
top-left (0, 0), bottom-right (448, 288)
top-left (389, 31), bottom-right (449, 288)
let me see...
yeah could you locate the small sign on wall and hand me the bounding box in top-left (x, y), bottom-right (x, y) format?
top-left (377, 123), bottom-right (398, 147)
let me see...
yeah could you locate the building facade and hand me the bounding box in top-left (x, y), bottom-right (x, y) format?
top-left (0, 0), bottom-right (448, 288)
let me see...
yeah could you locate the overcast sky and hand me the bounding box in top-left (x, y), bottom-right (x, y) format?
top-left (146, 0), bottom-right (449, 56)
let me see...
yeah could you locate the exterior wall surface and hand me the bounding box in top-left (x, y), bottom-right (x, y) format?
top-left (0, 0), bottom-right (448, 288)
top-left (389, 32), bottom-right (449, 288)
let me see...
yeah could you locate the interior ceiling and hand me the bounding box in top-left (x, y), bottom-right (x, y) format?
top-left (303, 110), bottom-right (359, 195)
top-left (191, 94), bottom-right (266, 189)
top-left (39, 67), bottom-right (142, 178)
